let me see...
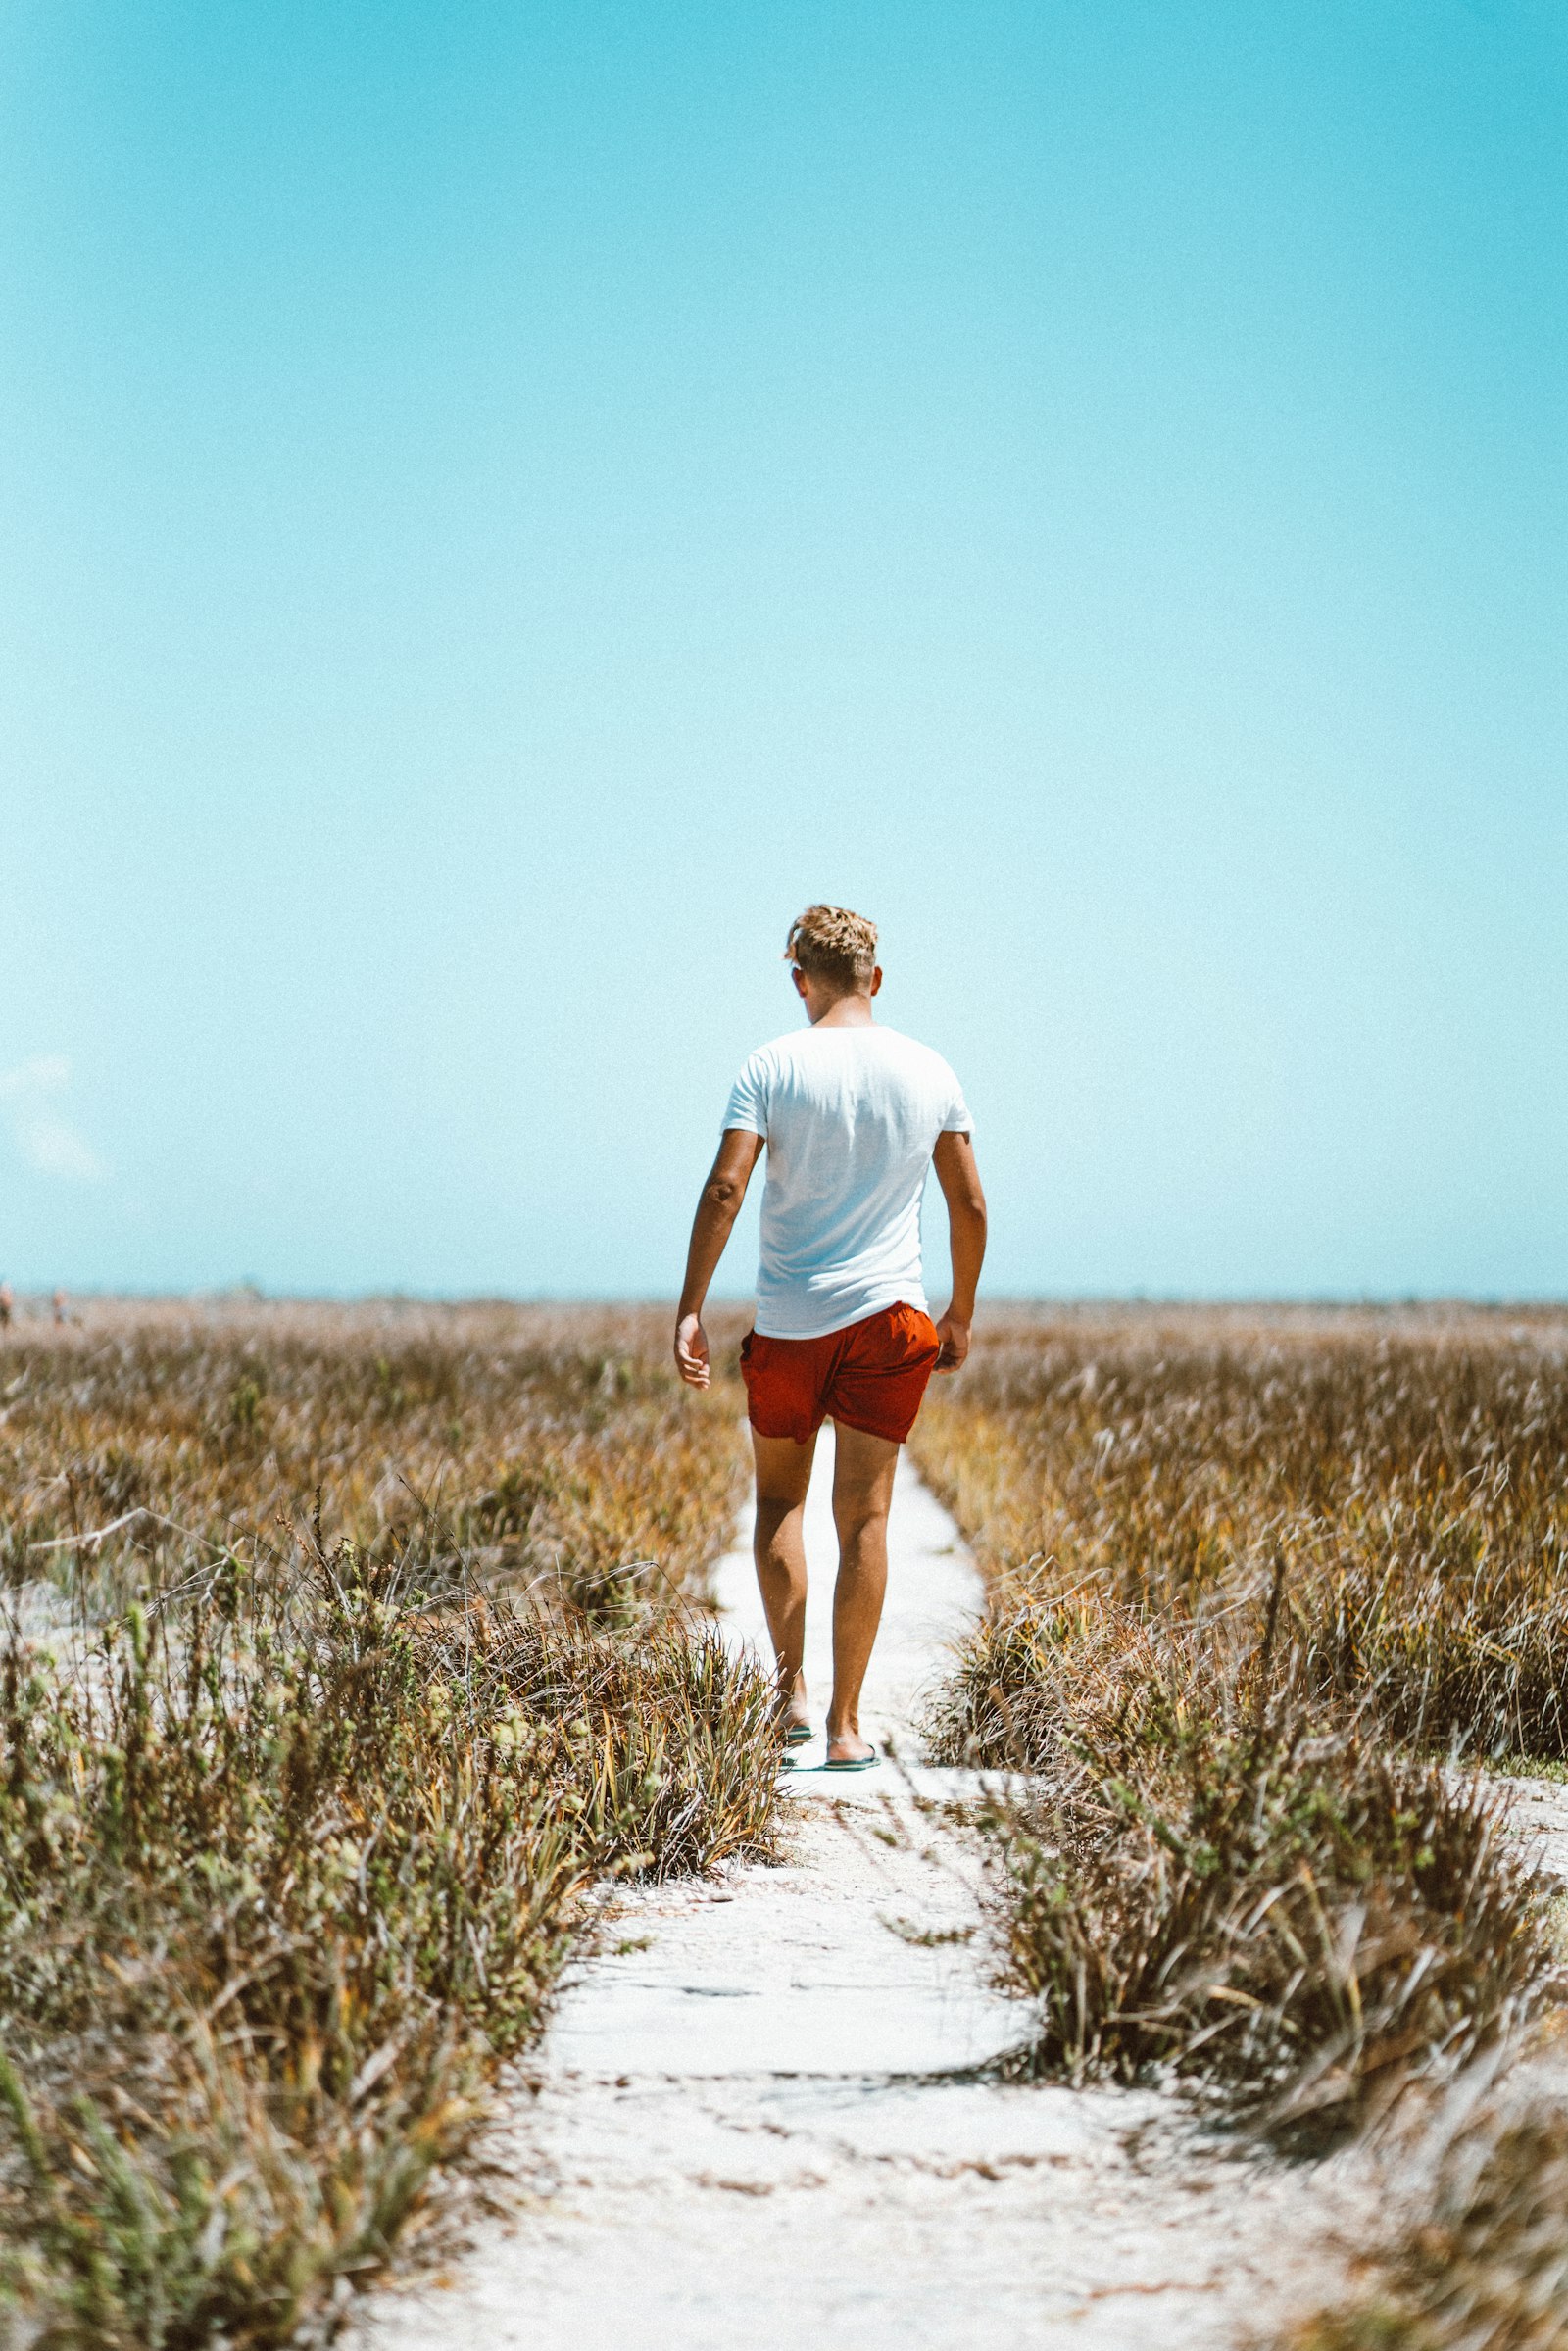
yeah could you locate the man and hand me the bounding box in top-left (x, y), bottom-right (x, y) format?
top-left (674, 905), bottom-right (987, 1771)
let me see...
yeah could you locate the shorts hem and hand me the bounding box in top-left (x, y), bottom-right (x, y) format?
top-left (744, 1399), bottom-right (917, 1446)
top-left (826, 1406), bottom-right (918, 1446)
top-left (745, 1403), bottom-right (826, 1445)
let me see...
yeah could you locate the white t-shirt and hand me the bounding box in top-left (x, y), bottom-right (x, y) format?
top-left (722, 1024), bottom-right (974, 1341)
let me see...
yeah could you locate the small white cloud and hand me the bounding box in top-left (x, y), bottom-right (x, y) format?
top-left (0, 1057), bottom-right (108, 1184)
top-left (17, 1113), bottom-right (106, 1183)
top-left (0, 1054), bottom-right (72, 1102)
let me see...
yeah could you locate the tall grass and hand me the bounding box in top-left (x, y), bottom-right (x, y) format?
top-left (1, 1300), bottom-right (749, 1622)
top-left (914, 1309), bottom-right (1568, 2132)
top-left (0, 1304), bottom-right (772, 2346)
top-left (937, 1593), bottom-right (1544, 2139)
top-left (915, 1308), bottom-right (1568, 1760)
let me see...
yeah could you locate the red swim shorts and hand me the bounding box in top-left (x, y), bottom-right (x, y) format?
top-left (740, 1303), bottom-right (942, 1446)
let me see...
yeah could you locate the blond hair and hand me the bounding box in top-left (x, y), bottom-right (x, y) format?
top-left (784, 904), bottom-right (879, 992)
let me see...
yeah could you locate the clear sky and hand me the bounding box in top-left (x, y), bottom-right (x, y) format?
top-left (2, 0), bottom-right (1563, 1300)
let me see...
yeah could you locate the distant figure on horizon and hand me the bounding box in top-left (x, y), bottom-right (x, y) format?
top-left (675, 904), bottom-right (987, 1771)
top-left (0, 1282), bottom-right (11, 1329)
top-left (51, 1289), bottom-right (67, 1327)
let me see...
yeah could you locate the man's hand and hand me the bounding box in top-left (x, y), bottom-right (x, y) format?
top-left (933, 1312), bottom-right (970, 1373)
top-left (674, 1312), bottom-right (711, 1389)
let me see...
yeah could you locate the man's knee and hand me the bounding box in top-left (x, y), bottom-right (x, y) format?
top-left (832, 1454), bottom-right (898, 1542)
top-left (832, 1496), bottom-right (890, 1546)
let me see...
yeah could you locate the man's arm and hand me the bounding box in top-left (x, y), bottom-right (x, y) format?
top-left (931, 1130), bottom-right (987, 1372)
top-left (674, 1128), bottom-right (765, 1388)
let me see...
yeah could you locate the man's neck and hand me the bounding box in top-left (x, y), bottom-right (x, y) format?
top-left (809, 991), bottom-right (876, 1029)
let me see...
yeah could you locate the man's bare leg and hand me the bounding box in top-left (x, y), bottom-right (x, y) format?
top-left (752, 1429), bottom-right (818, 1733)
top-left (826, 1422), bottom-right (901, 1763)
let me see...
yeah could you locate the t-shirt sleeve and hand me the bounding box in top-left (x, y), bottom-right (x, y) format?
top-left (939, 1063), bottom-right (974, 1135)
top-left (722, 1049), bottom-right (770, 1138)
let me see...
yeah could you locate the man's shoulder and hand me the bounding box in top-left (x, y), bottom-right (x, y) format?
top-left (725, 1033), bottom-right (804, 1104)
top-left (736, 1030), bottom-right (806, 1073)
top-left (872, 1026), bottom-right (962, 1080)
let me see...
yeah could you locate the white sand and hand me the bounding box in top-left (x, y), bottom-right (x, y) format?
top-left (355, 1433), bottom-right (1367, 2349)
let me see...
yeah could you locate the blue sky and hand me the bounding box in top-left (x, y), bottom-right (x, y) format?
top-left (2, 0), bottom-right (1563, 1299)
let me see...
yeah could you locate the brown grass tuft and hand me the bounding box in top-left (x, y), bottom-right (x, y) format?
top-left (1282, 2080), bottom-right (1568, 2349)
top-left (939, 1596), bottom-right (1545, 2138)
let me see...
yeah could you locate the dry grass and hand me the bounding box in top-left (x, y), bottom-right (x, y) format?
top-left (941, 1592), bottom-right (1544, 2139)
top-left (916, 1306), bottom-right (1568, 1759)
top-left (1282, 2070), bottom-right (1568, 2349)
top-left (0, 1302), bottom-right (771, 2347)
top-left (914, 1307), bottom-right (1568, 2136)
top-left (0, 1299), bottom-right (750, 1623)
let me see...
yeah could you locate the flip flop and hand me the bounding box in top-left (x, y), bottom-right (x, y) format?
top-left (819, 1745), bottom-right (880, 1773)
top-left (782, 1724), bottom-right (813, 1747)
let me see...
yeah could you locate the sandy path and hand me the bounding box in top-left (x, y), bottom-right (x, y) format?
top-left (357, 1435), bottom-right (1364, 2349)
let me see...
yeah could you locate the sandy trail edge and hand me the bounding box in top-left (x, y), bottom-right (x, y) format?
top-left (353, 1434), bottom-right (1368, 2351)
